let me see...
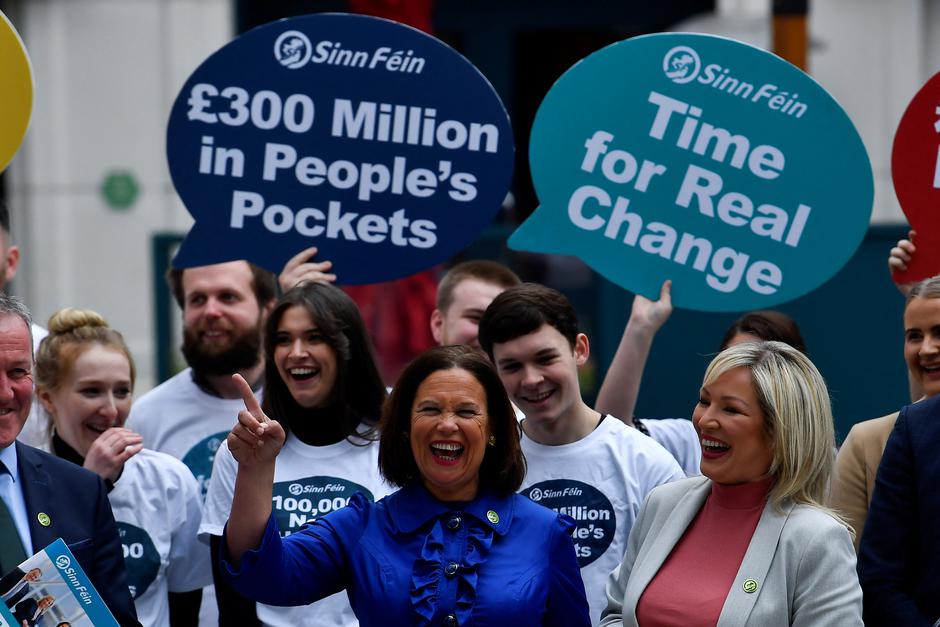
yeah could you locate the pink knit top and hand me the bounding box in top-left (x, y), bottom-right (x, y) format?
top-left (635, 477), bottom-right (774, 626)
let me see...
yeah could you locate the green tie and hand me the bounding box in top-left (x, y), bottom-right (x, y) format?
top-left (0, 461), bottom-right (27, 573)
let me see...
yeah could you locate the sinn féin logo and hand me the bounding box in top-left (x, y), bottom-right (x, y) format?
top-left (56, 555), bottom-right (71, 569)
top-left (274, 30), bottom-right (312, 69)
top-left (663, 46), bottom-right (701, 84)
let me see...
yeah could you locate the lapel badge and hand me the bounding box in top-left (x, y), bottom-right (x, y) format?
top-left (37, 512), bottom-right (51, 527)
top-left (486, 510), bottom-right (499, 524)
top-left (742, 578), bottom-right (758, 593)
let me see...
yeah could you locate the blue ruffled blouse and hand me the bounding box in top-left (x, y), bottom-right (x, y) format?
top-left (221, 482), bottom-right (590, 626)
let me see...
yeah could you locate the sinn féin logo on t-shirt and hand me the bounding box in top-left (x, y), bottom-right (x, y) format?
top-left (181, 431), bottom-right (229, 501)
top-left (524, 479), bottom-right (616, 567)
top-left (117, 522), bottom-right (161, 598)
top-left (272, 477), bottom-right (375, 535)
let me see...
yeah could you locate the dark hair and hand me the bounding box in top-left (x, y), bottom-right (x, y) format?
top-left (478, 283), bottom-right (578, 359)
top-left (262, 282), bottom-right (385, 440)
top-left (379, 345), bottom-right (526, 495)
top-left (436, 260), bottom-right (521, 312)
top-left (720, 310), bottom-right (807, 354)
top-left (166, 262), bottom-right (277, 309)
top-left (0, 198), bottom-right (10, 234)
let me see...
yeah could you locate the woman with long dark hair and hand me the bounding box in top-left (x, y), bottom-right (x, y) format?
top-left (201, 282), bottom-right (391, 627)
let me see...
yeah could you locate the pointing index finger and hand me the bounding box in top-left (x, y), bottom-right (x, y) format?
top-left (232, 373), bottom-right (265, 420)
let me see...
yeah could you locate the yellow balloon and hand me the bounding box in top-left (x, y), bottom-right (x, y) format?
top-left (0, 10), bottom-right (33, 173)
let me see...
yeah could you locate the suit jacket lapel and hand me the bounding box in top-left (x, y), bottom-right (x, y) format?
top-left (625, 479), bottom-right (712, 621)
top-left (717, 499), bottom-right (792, 625)
top-left (15, 443), bottom-right (57, 554)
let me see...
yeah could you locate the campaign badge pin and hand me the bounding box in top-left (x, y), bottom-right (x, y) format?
top-left (37, 512), bottom-right (51, 527)
top-left (166, 13), bottom-right (514, 284)
top-left (486, 510), bottom-right (499, 524)
top-left (0, 10), bottom-right (33, 173)
top-left (511, 33), bottom-right (872, 312)
top-left (742, 578), bottom-right (758, 593)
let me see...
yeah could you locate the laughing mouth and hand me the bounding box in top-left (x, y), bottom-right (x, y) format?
top-left (289, 367), bottom-right (320, 381)
top-left (430, 442), bottom-right (464, 462)
top-left (701, 438), bottom-right (730, 453)
top-left (522, 389), bottom-right (554, 404)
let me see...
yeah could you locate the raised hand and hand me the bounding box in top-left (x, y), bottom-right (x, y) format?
top-left (84, 427), bottom-right (143, 482)
top-left (888, 229), bottom-right (916, 296)
top-left (629, 279), bottom-right (673, 333)
top-left (279, 246), bottom-right (337, 292)
top-left (228, 373), bottom-right (285, 467)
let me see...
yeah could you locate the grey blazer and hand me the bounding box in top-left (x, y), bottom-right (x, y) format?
top-left (600, 476), bottom-right (862, 626)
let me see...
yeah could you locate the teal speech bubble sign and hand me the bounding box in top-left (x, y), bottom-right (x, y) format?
top-left (511, 33), bottom-right (873, 312)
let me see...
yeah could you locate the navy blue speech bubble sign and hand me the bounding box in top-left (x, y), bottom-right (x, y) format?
top-left (167, 14), bottom-right (514, 283)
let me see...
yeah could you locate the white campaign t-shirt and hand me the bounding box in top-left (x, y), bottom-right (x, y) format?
top-left (641, 418), bottom-right (701, 476)
top-left (201, 430), bottom-right (394, 627)
top-left (110, 449), bottom-right (212, 627)
top-left (126, 367), bottom-right (254, 625)
top-left (519, 416), bottom-right (685, 625)
top-left (17, 324), bottom-right (50, 448)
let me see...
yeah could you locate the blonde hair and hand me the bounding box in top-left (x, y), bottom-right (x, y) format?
top-left (35, 308), bottom-right (136, 394)
top-left (906, 274), bottom-right (940, 304)
top-left (703, 341), bottom-right (844, 524)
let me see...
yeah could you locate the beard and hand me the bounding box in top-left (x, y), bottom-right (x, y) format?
top-left (181, 320), bottom-right (263, 377)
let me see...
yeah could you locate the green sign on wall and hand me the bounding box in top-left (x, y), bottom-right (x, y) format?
top-left (101, 170), bottom-right (139, 209)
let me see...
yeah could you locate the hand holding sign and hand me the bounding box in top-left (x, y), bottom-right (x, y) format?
top-left (510, 33), bottom-right (872, 312)
top-left (228, 373), bottom-right (284, 467)
top-left (892, 70), bottom-right (940, 284)
top-left (629, 280), bottom-right (673, 334)
top-left (278, 246), bottom-right (336, 292)
top-left (167, 14), bottom-right (513, 284)
top-left (888, 229), bottom-right (917, 295)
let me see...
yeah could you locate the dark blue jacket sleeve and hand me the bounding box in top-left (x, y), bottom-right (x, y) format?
top-left (544, 515), bottom-right (590, 627)
top-left (857, 406), bottom-right (931, 626)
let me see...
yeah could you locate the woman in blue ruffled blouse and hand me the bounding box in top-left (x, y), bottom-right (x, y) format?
top-left (222, 344), bottom-right (590, 626)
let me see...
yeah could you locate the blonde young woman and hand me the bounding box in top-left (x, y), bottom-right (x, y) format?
top-left (831, 274), bottom-right (940, 548)
top-left (602, 341), bottom-right (861, 626)
top-left (35, 309), bottom-right (210, 627)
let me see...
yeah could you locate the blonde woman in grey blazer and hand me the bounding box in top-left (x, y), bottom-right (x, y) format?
top-left (601, 342), bottom-right (862, 626)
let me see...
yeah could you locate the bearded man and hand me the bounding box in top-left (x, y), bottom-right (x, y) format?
top-left (128, 261), bottom-right (276, 497)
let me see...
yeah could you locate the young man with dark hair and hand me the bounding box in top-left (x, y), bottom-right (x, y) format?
top-left (479, 283), bottom-right (683, 624)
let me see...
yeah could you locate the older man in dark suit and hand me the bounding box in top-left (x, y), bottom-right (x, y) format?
top-left (858, 393), bottom-right (940, 625)
top-left (0, 294), bottom-right (138, 626)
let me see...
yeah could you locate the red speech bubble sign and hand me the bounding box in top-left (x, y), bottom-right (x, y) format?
top-left (892, 70), bottom-right (940, 284)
